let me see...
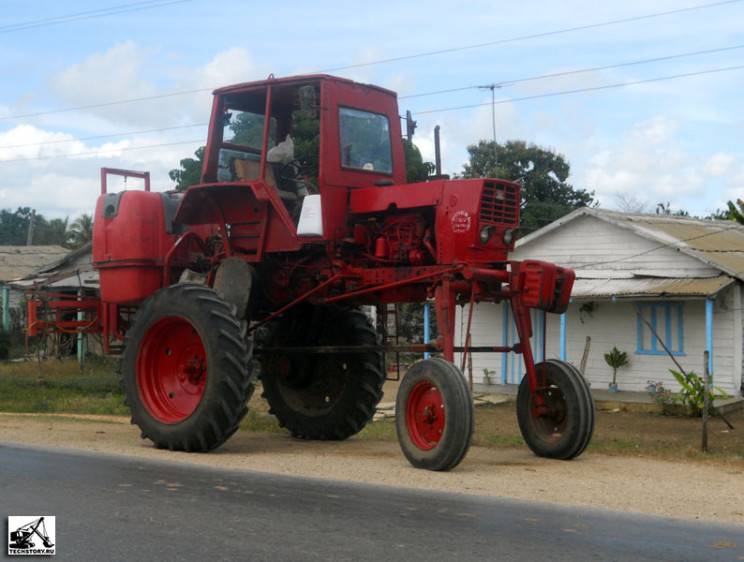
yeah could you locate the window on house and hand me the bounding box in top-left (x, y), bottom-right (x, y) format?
top-left (636, 302), bottom-right (684, 355)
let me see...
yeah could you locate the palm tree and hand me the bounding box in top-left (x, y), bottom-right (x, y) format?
top-left (727, 199), bottom-right (744, 225)
top-left (68, 213), bottom-right (94, 248)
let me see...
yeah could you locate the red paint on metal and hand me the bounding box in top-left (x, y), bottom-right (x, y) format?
top-left (406, 381), bottom-right (445, 450)
top-left (136, 315), bottom-right (206, 423)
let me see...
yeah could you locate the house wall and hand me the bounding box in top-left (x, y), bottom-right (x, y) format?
top-left (455, 285), bottom-right (743, 395)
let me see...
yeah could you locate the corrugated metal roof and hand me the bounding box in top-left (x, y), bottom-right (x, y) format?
top-left (572, 275), bottom-right (735, 299)
top-left (518, 208), bottom-right (744, 282)
top-left (9, 270), bottom-right (99, 290)
top-left (0, 246), bottom-right (70, 282)
top-left (602, 212), bottom-right (744, 280)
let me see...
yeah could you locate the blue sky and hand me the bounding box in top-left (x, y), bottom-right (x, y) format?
top-left (1, 0), bottom-right (742, 222)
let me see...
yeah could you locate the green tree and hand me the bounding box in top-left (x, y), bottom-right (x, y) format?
top-left (35, 217), bottom-right (70, 246)
top-left (402, 139), bottom-right (435, 183)
top-left (0, 207), bottom-right (35, 245)
top-left (68, 213), bottom-right (94, 248)
top-left (460, 140), bottom-right (595, 234)
top-left (726, 199), bottom-right (744, 224)
top-left (169, 146), bottom-right (205, 191)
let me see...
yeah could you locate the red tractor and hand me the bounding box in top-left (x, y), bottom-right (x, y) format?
top-left (92, 74), bottom-right (594, 471)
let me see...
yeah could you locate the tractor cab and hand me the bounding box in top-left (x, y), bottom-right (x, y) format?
top-left (176, 75), bottom-right (406, 255)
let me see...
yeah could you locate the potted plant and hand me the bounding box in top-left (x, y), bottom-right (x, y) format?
top-left (604, 347), bottom-right (628, 393)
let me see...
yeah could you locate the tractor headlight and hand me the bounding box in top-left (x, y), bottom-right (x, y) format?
top-left (502, 228), bottom-right (517, 246)
top-left (480, 226), bottom-right (493, 244)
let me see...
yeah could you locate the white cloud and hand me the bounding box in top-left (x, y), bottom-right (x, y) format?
top-left (0, 124), bottom-right (86, 162)
top-left (584, 116), bottom-right (698, 206)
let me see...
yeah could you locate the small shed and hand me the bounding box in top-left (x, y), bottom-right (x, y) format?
top-left (0, 245), bottom-right (71, 332)
top-left (456, 208), bottom-right (744, 396)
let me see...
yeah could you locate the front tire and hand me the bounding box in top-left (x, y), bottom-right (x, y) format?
top-left (120, 284), bottom-right (254, 452)
top-left (516, 359), bottom-right (595, 460)
top-left (395, 358), bottom-right (474, 471)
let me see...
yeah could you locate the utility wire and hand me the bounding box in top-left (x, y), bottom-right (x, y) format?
top-left (573, 221), bottom-right (744, 270)
top-left (400, 44), bottom-right (744, 100)
top-left (0, 87), bottom-right (213, 122)
top-left (316, 0), bottom-right (743, 73)
top-left (0, 139), bottom-right (204, 164)
top-left (0, 0), bottom-right (195, 33)
top-left (2, 40), bottom-right (740, 127)
top-left (2, 62), bottom-right (740, 159)
top-left (0, 123), bottom-right (207, 150)
top-left (412, 64), bottom-right (744, 115)
top-left (0, 3), bottom-right (739, 120)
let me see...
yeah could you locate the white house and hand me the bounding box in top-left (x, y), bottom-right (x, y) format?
top-left (456, 208), bottom-right (744, 397)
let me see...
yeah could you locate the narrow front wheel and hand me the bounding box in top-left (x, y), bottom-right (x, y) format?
top-left (516, 359), bottom-right (595, 460)
top-left (395, 358), bottom-right (474, 471)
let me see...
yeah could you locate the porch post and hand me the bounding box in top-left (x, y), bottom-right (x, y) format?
top-left (2, 285), bottom-right (9, 332)
top-left (560, 312), bottom-right (567, 361)
top-left (423, 303), bottom-right (430, 359)
top-left (706, 298), bottom-right (714, 375)
top-left (501, 303), bottom-right (508, 384)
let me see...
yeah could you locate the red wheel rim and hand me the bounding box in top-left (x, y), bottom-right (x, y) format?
top-left (136, 316), bottom-right (207, 423)
top-left (406, 380), bottom-right (445, 450)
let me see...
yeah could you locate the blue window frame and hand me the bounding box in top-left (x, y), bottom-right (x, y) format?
top-left (636, 302), bottom-right (684, 356)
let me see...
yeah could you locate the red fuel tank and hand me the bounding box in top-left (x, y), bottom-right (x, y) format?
top-left (93, 190), bottom-right (182, 304)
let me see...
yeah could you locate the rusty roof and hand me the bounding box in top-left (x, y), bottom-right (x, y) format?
top-left (519, 208), bottom-right (744, 281)
top-left (0, 245), bottom-right (70, 283)
top-left (572, 275), bottom-right (735, 299)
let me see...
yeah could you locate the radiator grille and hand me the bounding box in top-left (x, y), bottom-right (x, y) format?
top-left (479, 181), bottom-right (519, 226)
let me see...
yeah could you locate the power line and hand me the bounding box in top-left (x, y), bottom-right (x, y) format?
top-left (412, 64), bottom-right (744, 116)
top-left (3, 41), bottom-right (740, 127)
top-left (573, 221), bottom-right (744, 270)
top-left (0, 3), bottom-right (738, 123)
top-left (0, 139), bottom-right (204, 164)
top-left (316, 0), bottom-right (743, 73)
top-left (0, 0), bottom-right (195, 33)
top-left (3, 62), bottom-right (740, 159)
top-left (400, 44), bottom-right (744, 100)
top-left (0, 123), bottom-right (207, 150)
top-left (0, 87), bottom-right (213, 122)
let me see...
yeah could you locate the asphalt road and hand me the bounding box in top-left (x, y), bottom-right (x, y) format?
top-left (1, 441), bottom-right (742, 561)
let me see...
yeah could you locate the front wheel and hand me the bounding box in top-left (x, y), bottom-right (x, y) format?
top-left (395, 358), bottom-right (474, 471)
top-left (120, 284), bottom-right (254, 452)
top-left (516, 359), bottom-right (595, 460)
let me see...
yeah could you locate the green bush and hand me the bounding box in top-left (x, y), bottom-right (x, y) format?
top-left (669, 369), bottom-right (727, 417)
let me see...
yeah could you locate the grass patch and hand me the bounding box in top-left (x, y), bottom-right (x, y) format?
top-left (356, 418), bottom-right (397, 441)
top-left (238, 410), bottom-right (283, 434)
top-left (474, 433), bottom-right (525, 448)
top-left (0, 357), bottom-right (128, 416)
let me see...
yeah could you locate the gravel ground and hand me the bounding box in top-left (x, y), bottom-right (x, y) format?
top-left (1, 411), bottom-right (742, 526)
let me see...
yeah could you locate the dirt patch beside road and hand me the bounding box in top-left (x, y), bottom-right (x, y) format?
top-left (1, 397), bottom-right (742, 525)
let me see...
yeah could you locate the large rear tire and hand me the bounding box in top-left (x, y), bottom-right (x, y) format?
top-left (120, 284), bottom-right (254, 452)
top-left (516, 359), bottom-right (595, 460)
top-left (260, 306), bottom-right (384, 440)
top-left (395, 358), bottom-right (474, 471)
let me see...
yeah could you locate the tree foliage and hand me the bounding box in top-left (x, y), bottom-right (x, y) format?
top-left (0, 207), bottom-right (94, 248)
top-left (68, 213), bottom-right (94, 248)
top-left (169, 146), bottom-right (205, 192)
top-left (460, 140), bottom-right (595, 234)
top-left (403, 139), bottom-right (435, 183)
top-left (726, 199), bottom-right (744, 225)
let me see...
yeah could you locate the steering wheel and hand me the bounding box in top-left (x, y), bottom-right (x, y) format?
top-left (279, 158), bottom-right (313, 182)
